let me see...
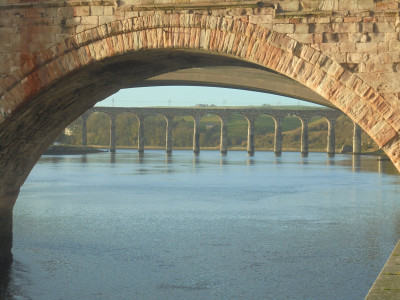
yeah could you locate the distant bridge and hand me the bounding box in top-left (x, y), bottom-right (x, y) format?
top-left (83, 106), bottom-right (351, 155)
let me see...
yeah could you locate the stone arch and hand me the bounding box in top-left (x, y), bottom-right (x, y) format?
top-left (307, 113), bottom-right (338, 155)
top-left (85, 111), bottom-right (113, 148)
top-left (171, 113), bottom-right (195, 150)
top-left (142, 113), bottom-right (168, 149)
top-left (0, 13), bottom-right (399, 211)
top-left (198, 112), bottom-right (223, 150)
top-left (288, 113), bottom-right (310, 155)
top-left (225, 113), bottom-right (248, 150)
top-left (115, 112), bottom-right (141, 149)
top-left (253, 113), bottom-right (276, 151)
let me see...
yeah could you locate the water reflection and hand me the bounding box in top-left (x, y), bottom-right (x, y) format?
top-left (273, 155), bottom-right (282, 165)
top-left (300, 155), bottom-right (308, 165)
top-left (220, 154), bottom-right (227, 165)
top-left (326, 155), bottom-right (336, 166)
top-left (193, 154), bottom-right (200, 165)
top-left (137, 152), bottom-right (144, 164)
top-left (81, 155), bottom-right (87, 163)
top-left (165, 153), bottom-right (173, 164)
top-left (110, 153), bottom-right (116, 164)
top-left (246, 157), bottom-right (254, 166)
top-left (352, 155), bottom-right (361, 172)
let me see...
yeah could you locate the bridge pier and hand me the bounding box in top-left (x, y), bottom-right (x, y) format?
top-left (327, 119), bottom-right (336, 156)
top-left (301, 118), bottom-right (309, 156)
top-left (110, 117), bottom-right (116, 153)
top-left (274, 118), bottom-right (283, 156)
top-left (220, 116), bottom-right (228, 154)
top-left (193, 116), bottom-right (200, 154)
top-left (81, 114), bottom-right (88, 147)
top-left (138, 116), bottom-right (145, 153)
top-left (166, 116), bottom-right (173, 154)
top-left (247, 118), bottom-right (255, 156)
top-left (353, 122), bottom-right (362, 155)
top-left (0, 190), bottom-right (18, 267)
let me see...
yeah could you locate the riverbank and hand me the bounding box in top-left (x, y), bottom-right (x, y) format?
top-left (43, 145), bottom-right (105, 155)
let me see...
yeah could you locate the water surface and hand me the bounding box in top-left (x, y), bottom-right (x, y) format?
top-left (6, 150), bottom-right (400, 299)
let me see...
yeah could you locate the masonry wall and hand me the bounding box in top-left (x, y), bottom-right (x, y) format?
top-left (1, 0), bottom-right (400, 108)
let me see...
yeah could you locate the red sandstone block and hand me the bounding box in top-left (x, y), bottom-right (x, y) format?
top-left (344, 16), bottom-right (362, 23)
top-left (377, 2), bottom-right (399, 10)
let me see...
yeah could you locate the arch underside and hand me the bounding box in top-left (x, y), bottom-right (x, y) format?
top-left (138, 66), bottom-right (333, 108)
top-left (0, 13), bottom-right (399, 195)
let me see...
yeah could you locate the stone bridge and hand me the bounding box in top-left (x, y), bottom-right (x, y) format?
top-left (85, 106), bottom-right (345, 155)
top-left (1, 0), bottom-right (400, 297)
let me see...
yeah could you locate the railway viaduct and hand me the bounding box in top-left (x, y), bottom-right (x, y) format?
top-left (84, 106), bottom-right (345, 155)
top-left (1, 0), bottom-right (400, 297)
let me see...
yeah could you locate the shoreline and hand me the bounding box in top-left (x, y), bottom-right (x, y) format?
top-left (45, 144), bottom-right (388, 158)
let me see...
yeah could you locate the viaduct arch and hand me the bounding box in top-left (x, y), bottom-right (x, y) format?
top-left (1, 1), bottom-right (400, 296)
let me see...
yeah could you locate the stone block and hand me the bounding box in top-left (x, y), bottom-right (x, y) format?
top-left (376, 2), bottom-right (399, 10)
top-left (309, 23), bottom-right (332, 34)
top-left (361, 23), bottom-right (374, 33)
top-left (322, 33), bottom-right (338, 43)
top-left (66, 17), bottom-right (81, 26)
top-left (249, 14), bottom-right (272, 25)
top-left (340, 42), bottom-right (356, 52)
top-left (74, 6), bottom-right (90, 17)
top-left (277, 1), bottom-right (301, 12)
top-left (344, 17), bottom-right (362, 23)
top-left (90, 6), bottom-right (105, 16)
top-left (374, 22), bottom-right (395, 33)
top-left (99, 16), bottom-right (117, 25)
top-left (332, 23), bottom-right (361, 33)
top-left (273, 24), bottom-right (294, 34)
top-left (356, 42), bottom-right (378, 53)
top-left (76, 25), bottom-right (95, 34)
top-left (290, 33), bottom-right (313, 44)
top-left (389, 41), bottom-right (400, 51)
top-left (368, 33), bottom-right (387, 42)
top-left (320, 42), bottom-right (339, 54)
top-left (81, 16), bottom-right (99, 25)
top-left (338, 1), bottom-right (358, 10)
top-left (357, 0), bottom-right (375, 10)
top-left (57, 7), bottom-right (74, 18)
top-left (378, 42), bottom-right (389, 53)
top-left (294, 24), bottom-right (309, 34)
top-left (347, 52), bottom-right (369, 63)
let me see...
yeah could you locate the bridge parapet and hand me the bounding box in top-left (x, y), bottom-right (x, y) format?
top-left (86, 106), bottom-right (343, 121)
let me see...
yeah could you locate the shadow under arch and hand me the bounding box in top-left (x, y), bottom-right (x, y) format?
top-left (1, 12), bottom-right (400, 266)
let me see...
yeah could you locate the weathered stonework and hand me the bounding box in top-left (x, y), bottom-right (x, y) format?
top-left (1, 0), bottom-right (400, 296)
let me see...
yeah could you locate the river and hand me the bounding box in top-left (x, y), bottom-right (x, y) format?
top-left (4, 150), bottom-right (400, 299)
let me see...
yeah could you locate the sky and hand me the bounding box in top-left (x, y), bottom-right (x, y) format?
top-left (96, 86), bottom-right (323, 108)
